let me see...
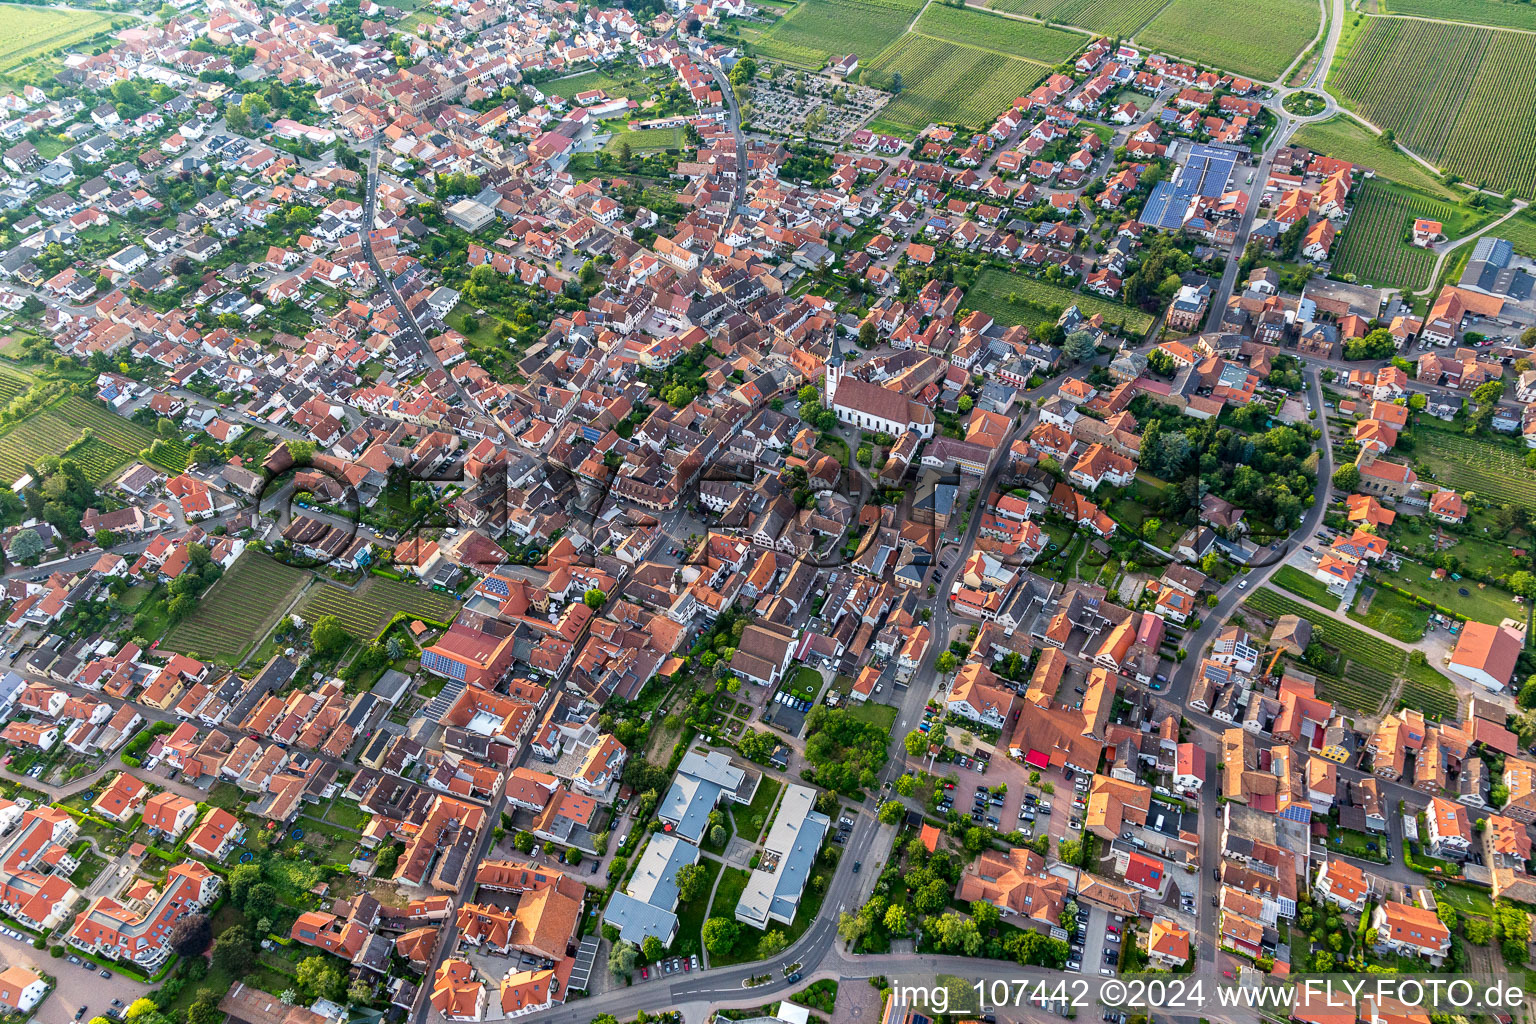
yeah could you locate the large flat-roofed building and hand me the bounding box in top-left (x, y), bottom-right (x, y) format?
top-left (736, 784), bottom-right (829, 928)
top-left (658, 750), bottom-right (748, 842)
top-left (602, 832), bottom-right (700, 946)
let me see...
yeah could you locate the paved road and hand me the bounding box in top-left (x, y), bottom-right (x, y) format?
top-left (362, 142), bottom-right (467, 407)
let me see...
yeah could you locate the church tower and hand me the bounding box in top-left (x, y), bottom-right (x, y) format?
top-left (825, 331), bottom-right (845, 406)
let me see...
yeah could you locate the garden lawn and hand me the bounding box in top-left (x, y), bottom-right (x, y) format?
top-left (1271, 565), bottom-right (1340, 609)
top-left (965, 268), bottom-right (1154, 335)
top-left (1433, 881), bottom-right (1495, 918)
top-left (1381, 558), bottom-right (1521, 626)
top-left (843, 701), bottom-right (898, 732)
top-left (1349, 584), bottom-right (1429, 642)
top-left (671, 857), bottom-right (722, 957)
top-left (788, 666), bottom-right (823, 701)
top-left (734, 778), bottom-right (783, 844)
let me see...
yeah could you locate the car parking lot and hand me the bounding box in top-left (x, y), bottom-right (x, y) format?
top-left (0, 930), bottom-right (149, 1023)
top-left (635, 954), bottom-right (700, 982)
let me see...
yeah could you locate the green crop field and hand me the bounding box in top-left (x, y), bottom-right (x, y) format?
top-left (964, 268), bottom-right (1155, 335)
top-left (1138, 0), bottom-right (1320, 81)
top-left (986, 0), bottom-right (1169, 36)
top-left (540, 68), bottom-right (637, 101)
top-left (911, 4), bottom-right (1086, 63)
top-left (55, 397), bottom-right (189, 473)
top-left (750, 0), bottom-right (927, 67)
top-left (1271, 565), bottom-right (1339, 608)
top-left (1330, 18), bottom-right (1536, 198)
top-left (160, 554), bottom-right (311, 662)
top-left (0, 6), bottom-right (119, 78)
top-left (864, 34), bottom-right (1050, 133)
top-left (1492, 211), bottom-right (1536, 258)
top-left (0, 370), bottom-right (31, 406)
top-left (1403, 661), bottom-right (1461, 720)
top-left (1380, 0), bottom-right (1536, 32)
top-left (1414, 427), bottom-right (1536, 507)
top-left (1329, 180), bottom-right (1466, 291)
top-left (1291, 116), bottom-right (1460, 200)
top-left (1244, 587), bottom-right (1408, 676)
top-left (0, 410), bottom-right (82, 483)
top-left (64, 437), bottom-right (136, 485)
top-left (299, 576), bottom-right (460, 639)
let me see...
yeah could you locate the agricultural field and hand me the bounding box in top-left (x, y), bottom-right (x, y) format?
top-left (540, 68), bottom-right (641, 101)
top-left (0, 410), bottom-right (82, 483)
top-left (55, 397), bottom-right (190, 473)
top-left (1137, 0), bottom-right (1320, 81)
top-left (0, 6), bottom-right (119, 80)
top-left (1414, 426), bottom-right (1536, 507)
top-left (911, 4), bottom-right (1086, 64)
top-left (986, 0), bottom-right (1170, 37)
top-left (1330, 18), bottom-right (1536, 198)
top-left (750, 0), bottom-right (927, 68)
top-left (160, 554), bottom-right (311, 662)
top-left (865, 35), bottom-right (1050, 133)
top-left (1379, 0), bottom-right (1536, 31)
top-left (1494, 211), bottom-right (1536, 258)
top-left (64, 438), bottom-right (138, 485)
top-left (1329, 180), bottom-right (1472, 291)
top-left (1243, 588), bottom-right (1426, 715)
top-left (0, 370), bottom-right (30, 406)
top-left (1402, 661), bottom-right (1460, 720)
top-left (1291, 116), bottom-right (1460, 200)
top-left (298, 576), bottom-right (460, 639)
top-left (965, 268), bottom-right (1155, 335)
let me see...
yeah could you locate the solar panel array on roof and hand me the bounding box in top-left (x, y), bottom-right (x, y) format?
top-left (1139, 143), bottom-right (1242, 231)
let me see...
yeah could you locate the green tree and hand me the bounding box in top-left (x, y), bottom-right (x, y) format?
top-left (211, 924), bottom-right (253, 973)
top-left (8, 528), bottom-right (43, 562)
top-left (1331, 464), bottom-right (1360, 492)
top-left (756, 930), bottom-right (788, 959)
top-left (295, 956), bottom-right (343, 1001)
top-left (674, 863), bottom-right (709, 902)
top-left (894, 774), bottom-right (916, 797)
top-left (608, 940), bottom-right (639, 976)
top-left (904, 730), bottom-right (929, 756)
top-left (642, 935), bottom-right (665, 962)
top-left (1063, 330), bottom-right (1097, 363)
top-left (583, 587), bottom-right (607, 609)
top-left (884, 903), bottom-right (909, 934)
top-left (310, 615), bottom-right (350, 658)
top-left (703, 917), bottom-right (738, 955)
top-left (878, 799), bottom-right (904, 824)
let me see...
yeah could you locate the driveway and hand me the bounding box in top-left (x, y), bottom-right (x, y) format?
top-left (1076, 904), bottom-right (1110, 976)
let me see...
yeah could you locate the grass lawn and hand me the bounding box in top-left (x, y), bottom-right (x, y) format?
top-left (604, 124), bottom-right (685, 155)
top-left (1349, 584), bottom-right (1429, 641)
top-left (1434, 882), bottom-right (1495, 919)
top-left (787, 666), bottom-right (823, 701)
top-left (964, 268), bottom-right (1154, 336)
top-left (842, 701), bottom-right (898, 733)
top-left (670, 857), bottom-right (722, 957)
top-left (734, 777), bottom-right (783, 844)
top-left (707, 866), bottom-right (750, 935)
top-left (1270, 565), bottom-right (1339, 608)
top-left (1382, 558), bottom-right (1522, 627)
top-left (1328, 826), bottom-right (1389, 863)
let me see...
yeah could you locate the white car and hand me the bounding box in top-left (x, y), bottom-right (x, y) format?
top-left (1237, 579), bottom-right (1248, 590)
